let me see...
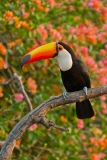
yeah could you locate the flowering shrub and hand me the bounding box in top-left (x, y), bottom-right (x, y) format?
top-left (0, 0), bottom-right (107, 159)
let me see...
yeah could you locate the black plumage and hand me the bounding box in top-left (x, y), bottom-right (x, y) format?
top-left (59, 42), bottom-right (94, 119)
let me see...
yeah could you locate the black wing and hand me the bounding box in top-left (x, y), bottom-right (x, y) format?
top-left (77, 60), bottom-right (91, 88)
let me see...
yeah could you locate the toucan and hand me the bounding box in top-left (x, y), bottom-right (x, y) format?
top-left (21, 42), bottom-right (94, 119)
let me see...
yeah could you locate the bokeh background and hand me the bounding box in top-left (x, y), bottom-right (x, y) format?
top-left (0, 0), bottom-right (107, 159)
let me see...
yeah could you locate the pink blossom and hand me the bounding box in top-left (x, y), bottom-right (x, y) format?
top-left (77, 119), bottom-right (84, 130)
top-left (72, 43), bottom-right (78, 48)
top-left (99, 76), bottom-right (107, 84)
top-left (47, 24), bottom-right (53, 30)
top-left (28, 124), bottom-right (38, 131)
top-left (80, 134), bottom-right (86, 140)
top-left (98, 153), bottom-right (106, 159)
top-left (4, 62), bottom-right (8, 69)
top-left (105, 44), bottom-right (107, 50)
top-left (38, 38), bottom-right (46, 45)
top-left (80, 46), bottom-right (88, 56)
top-left (38, 24), bottom-right (45, 30)
top-left (55, 32), bottom-right (62, 40)
top-left (98, 33), bottom-right (106, 43)
top-left (48, 0), bottom-right (55, 7)
top-left (101, 7), bottom-right (107, 15)
top-left (102, 109), bottom-right (107, 114)
top-left (101, 57), bottom-right (107, 67)
top-left (88, 1), bottom-right (94, 7)
top-left (76, 24), bottom-right (88, 35)
top-left (100, 95), bottom-right (106, 101)
top-left (83, 56), bottom-right (98, 70)
top-left (76, 51), bottom-right (81, 57)
top-left (101, 102), bottom-right (106, 109)
top-left (70, 27), bottom-right (76, 34)
top-left (22, 12), bottom-right (29, 19)
top-left (98, 61), bottom-right (104, 67)
top-left (41, 29), bottom-right (48, 39)
top-left (89, 137), bottom-right (95, 144)
top-left (50, 29), bottom-right (62, 40)
top-left (103, 24), bottom-right (107, 31)
top-left (100, 49), bottom-right (106, 56)
top-left (88, 0), bottom-right (101, 11)
top-left (78, 23), bottom-right (85, 29)
top-left (14, 93), bottom-right (24, 102)
top-left (37, 24), bottom-right (48, 40)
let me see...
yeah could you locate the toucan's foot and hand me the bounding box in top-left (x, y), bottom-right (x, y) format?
top-left (83, 86), bottom-right (87, 95)
top-left (62, 91), bottom-right (68, 99)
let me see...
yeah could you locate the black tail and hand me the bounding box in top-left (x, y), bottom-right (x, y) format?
top-left (76, 100), bottom-right (94, 119)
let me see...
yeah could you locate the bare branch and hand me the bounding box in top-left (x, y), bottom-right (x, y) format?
top-left (0, 75), bottom-right (15, 85)
top-left (38, 117), bottom-right (69, 131)
top-left (0, 84), bottom-right (107, 160)
top-left (0, 73), bottom-right (33, 111)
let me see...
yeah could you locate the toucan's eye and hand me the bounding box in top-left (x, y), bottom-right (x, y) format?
top-left (59, 46), bottom-right (62, 51)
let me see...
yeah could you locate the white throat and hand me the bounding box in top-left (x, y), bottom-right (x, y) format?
top-left (56, 49), bottom-right (73, 71)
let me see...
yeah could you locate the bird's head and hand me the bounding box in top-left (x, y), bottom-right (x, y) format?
top-left (21, 42), bottom-right (76, 70)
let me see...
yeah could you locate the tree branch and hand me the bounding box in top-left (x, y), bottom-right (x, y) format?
top-left (0, 73), bottom-right (33, 111)
top-left (0, 84), bottom-right (107, 160)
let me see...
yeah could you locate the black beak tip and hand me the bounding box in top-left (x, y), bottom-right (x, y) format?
top-left (20, 54), bottom-right (31, 68)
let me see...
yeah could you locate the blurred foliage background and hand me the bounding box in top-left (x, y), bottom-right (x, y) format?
top-left (0, 0), bottom-right (107, 159)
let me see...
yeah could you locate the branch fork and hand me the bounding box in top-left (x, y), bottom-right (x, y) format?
top-left (37, 116), bottom-right (69, 131)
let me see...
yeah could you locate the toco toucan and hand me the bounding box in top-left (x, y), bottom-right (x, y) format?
top-left (21, 42), bottom-right (94, 119)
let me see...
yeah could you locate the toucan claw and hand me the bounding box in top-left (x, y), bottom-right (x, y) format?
top-left (62, 91), bottom-right (68, 99)
top-left (83, 86), bottom-right (87, 95)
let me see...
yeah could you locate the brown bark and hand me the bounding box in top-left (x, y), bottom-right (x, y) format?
top-left (0, 84), bottom-right (107, 160)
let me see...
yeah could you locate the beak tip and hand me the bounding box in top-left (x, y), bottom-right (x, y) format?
top-left (21, 54), bottom-right (31, 69)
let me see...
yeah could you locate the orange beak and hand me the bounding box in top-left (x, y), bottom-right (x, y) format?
top-left (21, 42), bottom-right (58, 67)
